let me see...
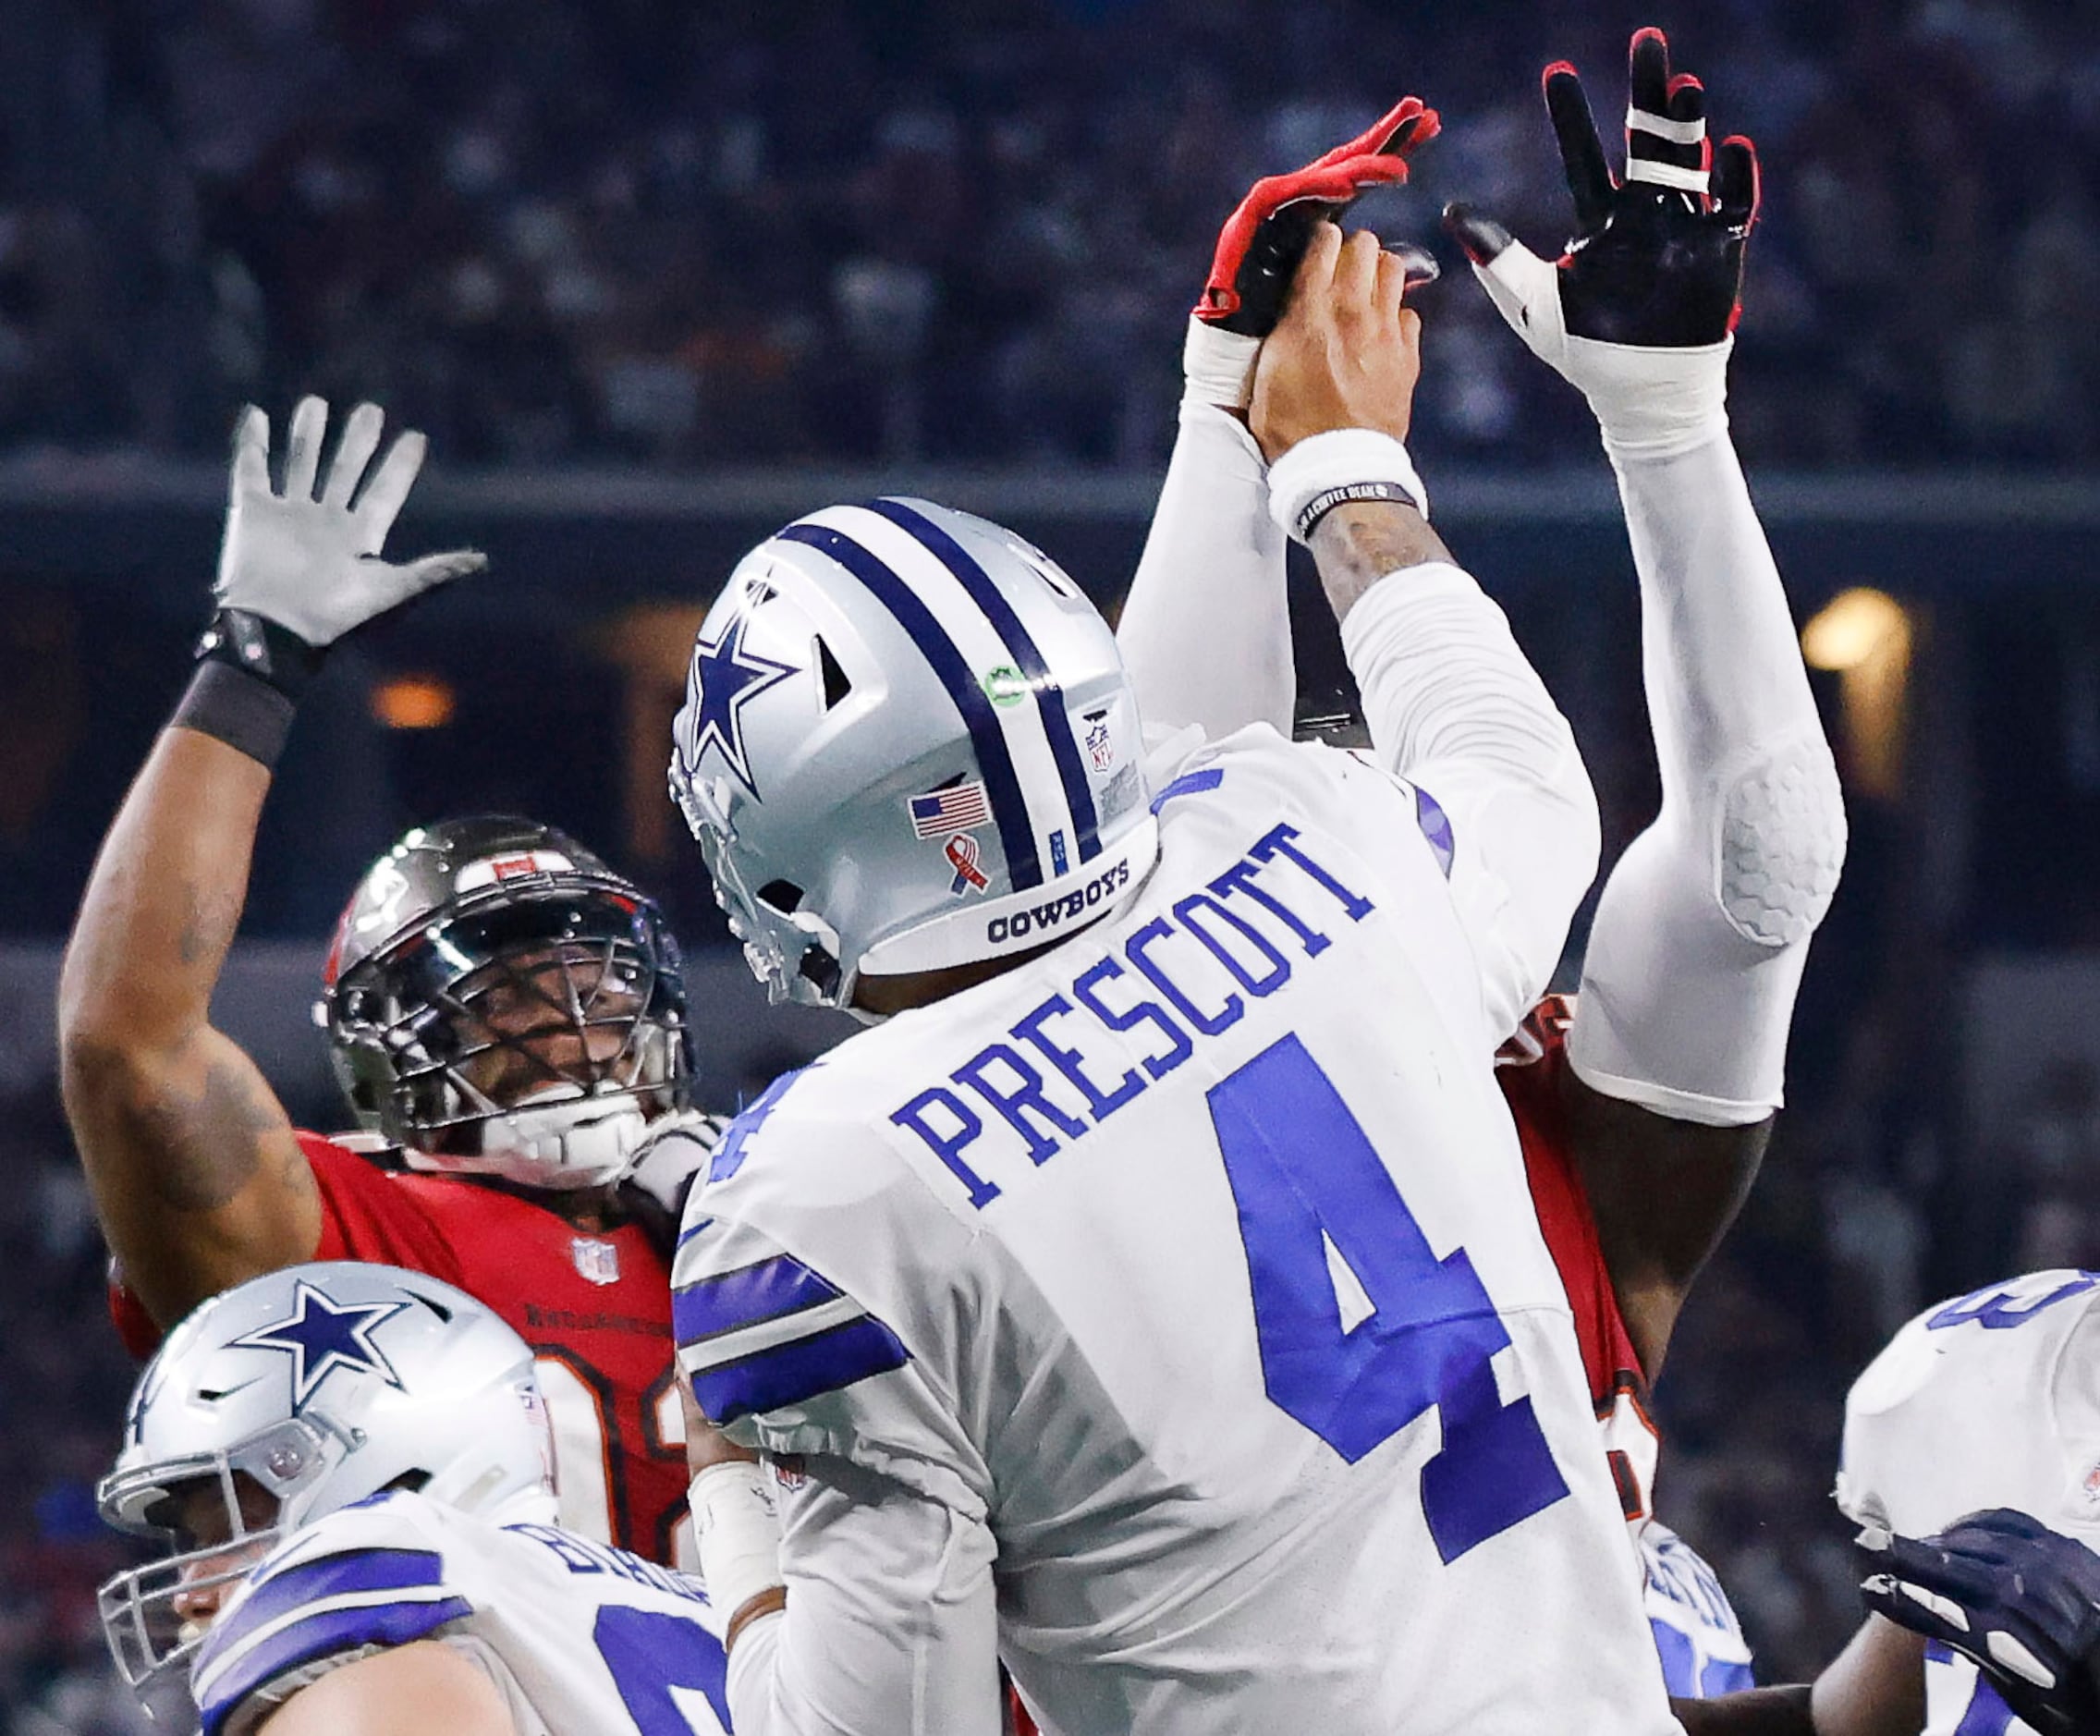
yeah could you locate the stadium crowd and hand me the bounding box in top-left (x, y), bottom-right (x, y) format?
top-left (3, 1), bottom-right (2099, 1730)
top-left (2, 0), bottom-right (2097, 470)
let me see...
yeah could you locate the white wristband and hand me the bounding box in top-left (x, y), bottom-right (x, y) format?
top-left (1182, 317), bottom-right (1262, 410)
top-left (690, 1462), bottom-right (785, 1620)
top-left (1264, 428), bottom-right (1428, 542)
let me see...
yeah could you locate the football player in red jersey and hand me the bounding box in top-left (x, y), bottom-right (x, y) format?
top-left (1117, 26), bottom-right (1845, 1708)
top-left (58, 399), bottom-right (714, 1566)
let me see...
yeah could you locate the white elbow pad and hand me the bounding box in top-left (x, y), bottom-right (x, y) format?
top-left (1715, 737), bottom-right (1846, 947)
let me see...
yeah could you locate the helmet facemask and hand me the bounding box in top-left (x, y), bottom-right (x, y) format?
top-left (331, 886), bottom-right (692, 1188)
top-left (96, 1419), bottom-right (347, 1698)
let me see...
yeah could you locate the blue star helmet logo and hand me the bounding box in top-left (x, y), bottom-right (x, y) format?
top-left (680, 605), bottom-right (797, 800)
top-left (231, 1279), bottom-right (412, 1412)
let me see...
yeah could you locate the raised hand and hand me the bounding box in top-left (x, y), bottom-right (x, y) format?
top-left (1442, 28), bottom-right (1758, 456)
top-left (1250, 223), bottom-right (1423, 464)
top-left (214, 397), bottom-right (486, 656)
top-left (1186, 96), bottom-right (1439, 410)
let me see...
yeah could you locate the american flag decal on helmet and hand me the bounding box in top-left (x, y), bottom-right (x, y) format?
top-left (909, 781), bottom-right (992, 838)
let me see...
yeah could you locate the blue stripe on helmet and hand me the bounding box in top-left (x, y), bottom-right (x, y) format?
top-left (674, 1251), bottom-right (840, 1351)
top-left (199, 1592), bottom-right (472, 1735)
top-left (776, 522), bottom-right (1043, 890)
top-left (688, 1312), bottom-right (911, 1425)
top-left (197, 1547), bottom-right (444, 1677)
top-left (865, 498), bottom-right (1103, 864)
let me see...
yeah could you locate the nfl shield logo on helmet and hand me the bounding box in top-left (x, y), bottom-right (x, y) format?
top-left (570, 1238), bottom-right (621, 1287)
top-left (1084, 711), bottom-right (1114, 773)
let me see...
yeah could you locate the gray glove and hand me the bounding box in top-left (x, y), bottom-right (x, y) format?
top-left (215, 397), bottom-right (485, 646)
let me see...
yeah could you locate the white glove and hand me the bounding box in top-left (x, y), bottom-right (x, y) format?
top-left (623, 1110), bottom-right (732, 1216)
top-left (215, 397), bottom-right (485, 646)
top-left (1465, 243), bottom-right (1729, 460)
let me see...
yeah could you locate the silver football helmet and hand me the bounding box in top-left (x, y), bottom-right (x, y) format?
top-left (669, 497), bottom-right (1157, 1008)
top-left (97, 1263), bottom-right (555, 1711)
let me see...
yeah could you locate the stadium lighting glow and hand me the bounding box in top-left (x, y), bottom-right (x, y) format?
top-left (372, 676), bottom-right (457, 730)
top-left (1801, 588), bottom-right (1907, 672)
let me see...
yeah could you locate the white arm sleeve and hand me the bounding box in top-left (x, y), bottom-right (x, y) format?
top-left (724, 1455), bottom-right (1001, 1736)
top-left (1116, 399), bottom-right (1293, 740)
top-left (1341, 563), bottom-right (1602, 1041)
top-left (1568, 433), bottom-right (1846, 1126)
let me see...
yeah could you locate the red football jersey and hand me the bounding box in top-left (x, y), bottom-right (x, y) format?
top-left (1497, 996), bottom-right (1660, 1526)
top-left (110, 1131), bottom-right (690, 1567)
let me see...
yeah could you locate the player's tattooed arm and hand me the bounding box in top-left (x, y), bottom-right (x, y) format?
top-left (1251, 222), bottom-right (1449, 620)
top-left (1304, 500), bottom-right (1455, 619)
top-left (58, 726), bottom-right (321, 1326)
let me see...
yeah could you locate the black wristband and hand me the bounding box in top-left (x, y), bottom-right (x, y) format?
top-left (194, 607), bottom-right (326, 703)
top-left (1295, 481), bottom-right (1422, 544)
top-left (170, 658), bottom-right (299, 768)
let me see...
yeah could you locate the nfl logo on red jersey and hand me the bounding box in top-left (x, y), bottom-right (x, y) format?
top-left (570, 1238), bottom-right (621, 1286)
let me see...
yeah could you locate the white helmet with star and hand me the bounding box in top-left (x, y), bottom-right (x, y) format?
top-left (96, 1262), bottom-right (555, 1704)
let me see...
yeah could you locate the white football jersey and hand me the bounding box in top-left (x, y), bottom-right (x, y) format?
top-left (1641, 1521), bottom-right (1755, 1699)
top-left (677, 727), bottom-right (1676, 1735)
top-left (1838, 1268), bottom-right (2100, 1736)
top-left (189, 1491), bottom-right (731, 1736)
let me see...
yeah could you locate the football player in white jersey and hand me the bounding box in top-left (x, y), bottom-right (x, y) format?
top-left (659, 191), bottom-right (1690, 1728)
top-left (1671, 1269), bottom-right (2100, 1736)
top-left (99, 1261), bottom-right (733, 1736)
top-left (1117, 27), bottom-right (1841, 1712)
top-left (1837, 1269), bottom-right (2100, 1736)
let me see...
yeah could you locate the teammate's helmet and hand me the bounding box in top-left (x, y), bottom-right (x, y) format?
top-left (321, 816), bottom-right (694, 1189)
top-left (669, 498), bottom-right (1157, 1009)
top-left (97, 1262), bottom-right (555, 1704)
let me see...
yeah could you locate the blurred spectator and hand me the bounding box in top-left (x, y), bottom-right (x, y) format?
top-left (1, 0), bottom-right (2095, 470)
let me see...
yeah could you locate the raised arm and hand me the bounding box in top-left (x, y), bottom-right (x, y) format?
top-left (1251, 223), bottom-right (1601, 1040)
top-left (57, 398), bottom-right (483, 1326)
top-left (1117, 96), bottom-right (1436, 742)
top-left (1447, 29), bottom-right (1845, 1372)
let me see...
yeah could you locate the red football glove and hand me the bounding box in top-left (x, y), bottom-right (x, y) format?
top-left (1197, 95), bottom-right (1441, 336)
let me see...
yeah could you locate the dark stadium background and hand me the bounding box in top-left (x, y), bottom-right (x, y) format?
top-left (3, 0), bottom-right (2097, 1726)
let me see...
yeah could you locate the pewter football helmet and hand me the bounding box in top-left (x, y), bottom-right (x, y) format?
top-left (98, 1263), bottom-right (555, 1708)
top-left (322, 816), bottom-right (695, 1190)
top-left (669, 498), bottom-right (1157, 1009)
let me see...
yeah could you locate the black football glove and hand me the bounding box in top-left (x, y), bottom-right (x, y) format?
top-left (1859, 1509), bottom-right (2100, 1736)
top-left (1441, 28), bottom-right (1759, 454)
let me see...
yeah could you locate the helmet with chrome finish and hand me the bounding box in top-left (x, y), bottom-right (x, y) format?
top-left (96, 1261), bottom-right (554, 1708)
top-left (668, 497), bottom-right (1155, 1009)
top-left (321, 815), bottom-right (695, 1189)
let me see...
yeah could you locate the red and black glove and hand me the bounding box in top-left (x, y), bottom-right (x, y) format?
top-left (1186, 96), bottom-right (1439, 408)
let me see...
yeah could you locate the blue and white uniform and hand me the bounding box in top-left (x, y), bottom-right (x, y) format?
top-left (1838, 1268), bottom-right (2100, 1736)
top-left (672, 556), bottom-right (1682, 1734)
top-left (1641, 1521), bottom-right (1756, 1699)
top-left (190, 1490), bottom-right (731, 1736)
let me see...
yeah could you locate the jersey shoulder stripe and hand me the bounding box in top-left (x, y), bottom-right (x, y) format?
top-left (197, 1546), bottom-right (445, 1669)
top-left (673, 1216), bottom-right (911, 1425)
top-left (673, 1249), bottom-right (844, 1345)
top-left (194, 1544), bottom-right (470, 1736)
top-left (688, 1310), bottom-right (911, 1424)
